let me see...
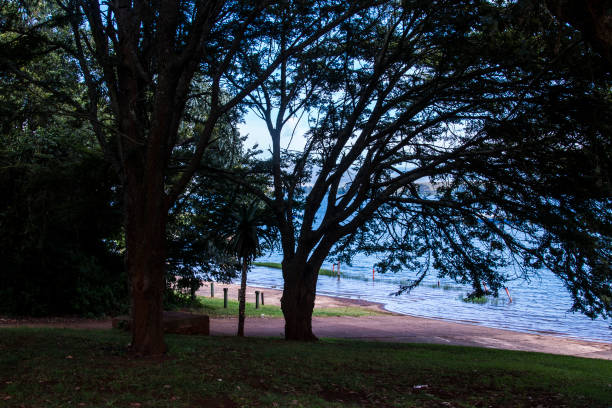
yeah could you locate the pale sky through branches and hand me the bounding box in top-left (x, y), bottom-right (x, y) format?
top-left (238, 109), bottom-right (309, 155)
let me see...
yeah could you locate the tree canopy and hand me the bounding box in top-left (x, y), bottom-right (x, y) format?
top-left (1, 0), bottom-right (609, 348)
top-left (225, 0), bottom-right (612, 339)
top-left (0, 3), bottom-right (126, 316)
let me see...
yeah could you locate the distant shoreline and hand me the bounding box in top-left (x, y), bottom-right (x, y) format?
top-left (200, 281), bottom-right (612, 345)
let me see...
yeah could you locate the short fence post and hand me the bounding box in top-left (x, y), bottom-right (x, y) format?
top-left (223, 288), bottom-right (228, 308)
top-left (261, 292), bottom-right (264, 305)
top-left (210, 282), bottom-right (214, 298)
top-left (255, 291), bottom-right (260, 309)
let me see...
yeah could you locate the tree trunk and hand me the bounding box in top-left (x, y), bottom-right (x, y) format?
top-left (237, 257), bottom-right (248, 336)
top-left (124, 154), bottom-right (168, 356)
top-left (281, 260), bottom-right (318, 341)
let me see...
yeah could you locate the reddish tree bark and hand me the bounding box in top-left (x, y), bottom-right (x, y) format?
top-left (123, 151), bottom-right (169, 355)
top-left (281, 259), bottom-right (319, 341)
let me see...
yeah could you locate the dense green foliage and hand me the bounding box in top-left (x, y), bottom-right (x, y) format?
top-left (0, 5), bottom-right (126, 316)
top-left (0, 131), bottom-right (126, 316)
top-left (165, 140), bottom-right (276, 301)
top-left (0, 328), bottom-right (610, 407)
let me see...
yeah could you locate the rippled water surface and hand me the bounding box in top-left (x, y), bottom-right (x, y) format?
top-left (249, 252), bottom-right (611, 343)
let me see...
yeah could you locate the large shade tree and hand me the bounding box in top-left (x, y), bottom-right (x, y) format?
top-left (52, 0), bottom-right (378, 355)
top-left (228, 0), bottom-right (611, 340)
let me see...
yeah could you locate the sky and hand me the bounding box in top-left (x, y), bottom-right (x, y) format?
top-left (237, 109), bottom-right (309, 155)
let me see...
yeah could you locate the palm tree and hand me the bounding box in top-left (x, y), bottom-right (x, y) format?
top-left (228, 201), bottom-right (274, 336)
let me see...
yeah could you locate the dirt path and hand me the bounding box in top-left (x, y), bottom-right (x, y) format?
top-left (2, 283), bottom-right (610, 360)
top-left (209, 316), bottom-right (612, 360)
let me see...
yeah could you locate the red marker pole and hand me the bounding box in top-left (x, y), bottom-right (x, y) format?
top-left (337, 263), bottom-right (341, 280)
top-left (331, 263), bottom-right (335, 276)
top-left (504, 287), bottom-right (513, 303)
top-left (372, 266), bottom-right (375, 281)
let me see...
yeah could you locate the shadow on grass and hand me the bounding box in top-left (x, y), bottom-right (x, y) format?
top-left (0, 328), bottom-right (610, 407)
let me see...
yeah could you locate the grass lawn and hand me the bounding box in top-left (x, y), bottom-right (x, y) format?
top-left (189, 296), bottom-right (383, 318)
top-left (1, 328), bottom-right (610, 407)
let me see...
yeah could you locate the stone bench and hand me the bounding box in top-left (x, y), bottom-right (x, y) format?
top-left (112, 311), bottom-right (209, 335)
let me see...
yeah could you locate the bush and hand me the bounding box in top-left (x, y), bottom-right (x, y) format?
top-left (0, 131), bottom-right (127, 316)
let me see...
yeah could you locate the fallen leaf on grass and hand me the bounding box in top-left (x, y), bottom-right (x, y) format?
top-left (65, 355), bottom-right (73, 359)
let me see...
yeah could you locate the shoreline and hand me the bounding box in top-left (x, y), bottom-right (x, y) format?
top-left (200, 282), bottom-right (612, 346)
top-left (200, 282), bottom-right (611, 360)
top-left (251, 262), bottom-right (612, 344)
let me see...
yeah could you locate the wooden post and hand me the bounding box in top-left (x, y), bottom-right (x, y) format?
top-left (261, 292), bottom-right (264, 305)
top-left (223, 288), bottom-right (228, 308)
top-left (372, 266), bottom-right (375, 281)
top-left (210, 282), bottom-right (214, 298)
top-left (255, 291), bottom-right (260, 309)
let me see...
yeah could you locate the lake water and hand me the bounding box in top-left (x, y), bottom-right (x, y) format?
top-left (249, 251), bottom-right (611, 343)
